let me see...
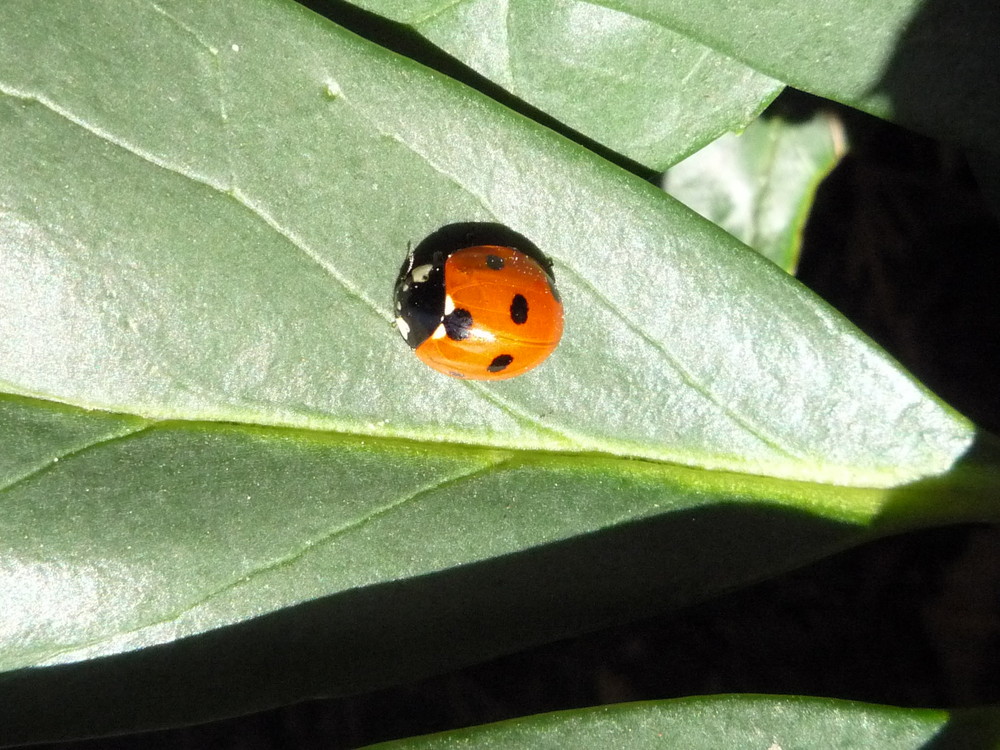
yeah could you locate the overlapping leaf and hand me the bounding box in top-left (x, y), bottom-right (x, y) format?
top-left (347, 0), bottom-right (783, 169)
top-left (664, 111), bottom-right (847, 272)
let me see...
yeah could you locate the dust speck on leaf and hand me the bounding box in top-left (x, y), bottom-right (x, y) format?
top-left (324, 79), bottom-right (342, 99)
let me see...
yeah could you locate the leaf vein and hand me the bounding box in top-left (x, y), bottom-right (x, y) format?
top-left (147, 0), bottom-right (218, 55)
top-left (37, 456), bottom-right (514, 664)
top-left (408, 0), bottom-right (470, 27)
top-left (554, 264), bottom-right (804, 459)
top-left (575, 0), bottom-right (781, 87)
top-left (229, 455), bottom-right (514, 582)
top-left (680, 48), bottom-right (712, 85)
top-left (0, 421), bottom-right (154, 497)
top-left (0, 81), bottom-right (395, 326)
top-left (503, 0), bottom-right (518, 88)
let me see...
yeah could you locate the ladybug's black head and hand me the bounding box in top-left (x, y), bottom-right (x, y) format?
top-left (394, 256), bottom-right (445, 349)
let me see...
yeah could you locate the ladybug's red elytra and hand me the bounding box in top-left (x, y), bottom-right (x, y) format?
top-left (394, 245), bottom-right (563, 380)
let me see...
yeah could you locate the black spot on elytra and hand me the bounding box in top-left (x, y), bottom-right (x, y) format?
top-left (444, 308), bottom-right (474, 340)
top-left (485, 254), bottom-right (504, 270)
top-left (488, 354), bottom-right (514, 372)
top-left (510, 294), bottom-right (528, 324)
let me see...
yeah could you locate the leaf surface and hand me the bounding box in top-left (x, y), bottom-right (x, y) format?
top-left (365, 696), bottom-right (1000, 750)
top-left (0, 0), bottom-right (971, 488)
top-left (663, 110), bottom-right (847, 273)
top-left (1, 394), bottom-right (879, 674)
top-left (597, 0), bottom-right (1000, 154)
top-left (346, 0), bottom-right (783, 170)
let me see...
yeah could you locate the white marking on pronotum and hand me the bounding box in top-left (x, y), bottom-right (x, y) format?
top-left (431, 323), bottom-right (447, 339)
top-left (395, 317), bottom-right (410, 339)
top-left (444, 294), bottom-right (455, 315)
top-left (411, 264), bottom-right (433, 283)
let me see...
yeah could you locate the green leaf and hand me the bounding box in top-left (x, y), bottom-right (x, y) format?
top-left (663, 110), bottom-right (847, 273)
top-left (0, 0), bottom-right (973, 489)
top-left (0, 392), bottom-right (879, 675)
top-left (344, 1), bottom-right (1000, 160)
top-left (1, 396), bottom-right (843, 666)
top-left (363, 696), bottom-right (1000, 750)
top-left (596, 0), bottom-right (1000, 155)
top-left (1, 392), bottom-right (996, 743)
top-left (1, 0), bottom-right (998, 741)
top-left (345, 0), bottom-right (783, 170)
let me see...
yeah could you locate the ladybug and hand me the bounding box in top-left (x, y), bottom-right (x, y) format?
top-left (394, 244), bottom-right (563, 380)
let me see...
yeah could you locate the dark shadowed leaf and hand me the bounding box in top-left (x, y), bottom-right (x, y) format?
top-left (594, 0), bottom-right (1000, 155)
top-left (364, 696), bottom-right (1000, 750)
